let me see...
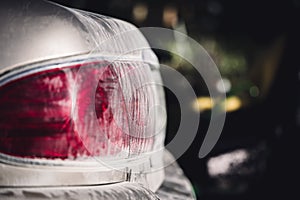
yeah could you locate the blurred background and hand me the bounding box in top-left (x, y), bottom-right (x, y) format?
top-left (52, 0), bottom-right (300, 199)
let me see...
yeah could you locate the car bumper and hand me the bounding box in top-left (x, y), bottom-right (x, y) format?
top-left (0, 150), bottom-right (195, 200)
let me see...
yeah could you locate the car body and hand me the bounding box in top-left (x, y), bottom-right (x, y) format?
top-left (0, 1), bottom-right (195, 199)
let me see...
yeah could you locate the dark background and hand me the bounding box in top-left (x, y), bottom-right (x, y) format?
top-left (52, 0), bottom-right (300, 199)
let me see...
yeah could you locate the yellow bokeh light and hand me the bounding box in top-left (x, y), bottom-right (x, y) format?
top-left (225, 96), bottom-right (242, 112)
top-left (193, 97), bottom-right (214, 112)
top-left (194, 96), bottom-right (242, 112)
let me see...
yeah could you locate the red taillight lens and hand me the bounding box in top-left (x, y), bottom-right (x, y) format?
top-left (0, 60), bottom-right (156, 159)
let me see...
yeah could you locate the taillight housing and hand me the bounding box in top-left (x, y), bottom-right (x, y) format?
top-left (0, 57), bottom-right (166, 191)
top-left (0, 58), bottom-right (165, 160)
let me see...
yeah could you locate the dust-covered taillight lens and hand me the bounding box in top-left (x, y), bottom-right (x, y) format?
top-left (0, 59), bottom-right (164, 160)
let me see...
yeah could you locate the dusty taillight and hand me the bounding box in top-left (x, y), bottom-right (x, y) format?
top-left (0, 1), bottom-right (166, 191)
top-left (0, 59), bottom-right (161, 160)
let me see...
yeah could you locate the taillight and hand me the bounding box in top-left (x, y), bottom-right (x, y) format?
top-left (0, 59), bottom-right (160, 160)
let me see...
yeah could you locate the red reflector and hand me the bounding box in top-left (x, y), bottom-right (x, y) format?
top-left (0, 61), bottom-right (154, 159)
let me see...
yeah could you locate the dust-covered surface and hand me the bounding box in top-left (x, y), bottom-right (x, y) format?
top-left (156, 151), bottom-right (196, 200)
top-left (0, 150), bottom-right (195, 200)
top-left (0, 183), bottom-right (159, 200)
top-left (0, 0), bottom-right (167, 192)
